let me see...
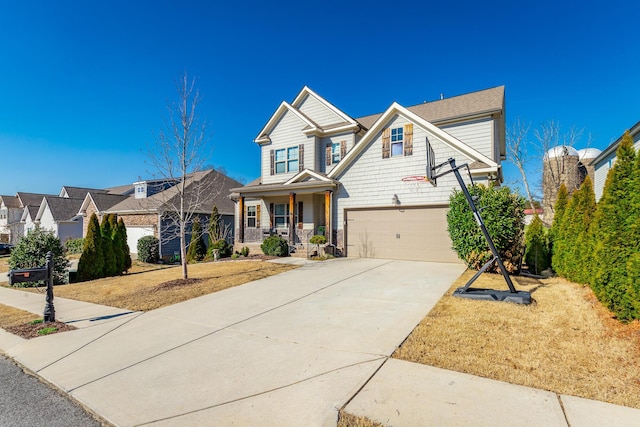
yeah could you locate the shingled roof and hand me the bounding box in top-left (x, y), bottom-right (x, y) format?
top-left (0, 195), bottom-right (20, 209)
top-left (106, 169), bottom-right (241, 216)
top-left (16, 192), bottom-right (55, 208)
top-left (60, 186), bottom-right (108, 199)
top-left (355, 86), bottom-right (505, 130)
top-left (40, 197), bottom-right (84, 222)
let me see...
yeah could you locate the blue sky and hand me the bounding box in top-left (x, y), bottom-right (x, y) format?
top-left (1, 0), bottom-right (638, 198)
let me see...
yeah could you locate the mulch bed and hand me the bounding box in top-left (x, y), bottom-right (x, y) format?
top-left (152, 277), bottom-right (205, 291)
top-left (5, 321), bottom-right (76, 339)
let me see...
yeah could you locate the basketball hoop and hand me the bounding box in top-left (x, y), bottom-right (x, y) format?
top-left (401, 175), bottom-right (429, 182)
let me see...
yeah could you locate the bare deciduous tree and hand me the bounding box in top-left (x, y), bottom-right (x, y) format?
top-left (148, 72), bottom-right (217, 279)
top-left (506, 118), bottom-right (537, 211)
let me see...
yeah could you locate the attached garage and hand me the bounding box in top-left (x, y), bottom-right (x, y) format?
top-left (345, 206), bottom-right (460, 263)
top-left (126, 226), bottom-right (155, 254)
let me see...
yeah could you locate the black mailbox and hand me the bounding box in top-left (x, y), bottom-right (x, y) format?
top-left (8, 251), bottom-right (56, 322)
top-left (9, 267), bottom-right (49, 285)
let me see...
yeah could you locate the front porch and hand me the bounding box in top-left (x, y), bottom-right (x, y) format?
top-left (231, 173), bottom-right (339, 257)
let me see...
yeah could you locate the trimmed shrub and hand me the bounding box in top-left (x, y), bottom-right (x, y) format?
top-left (64, 238), bottom-right (84, 255)
top-left (108, 214), bottom-right (125, 275)
top-left (118, 218), bottom-right (132, 272)
top-left (77, 214), bottom-right (104, 281)
top-left (549, 183), bottom-right (569, 261)
top-left (101, 215), bottom-right (118, 277)
top-left (241, 246), bottom-right (250, 257)
top-left (137, 236), bottom-right (160, 263)
top-left (447, 184), bottom-right (525, 273)
top-left (186, 218), bottom-right (207, 262)
top-left (310, 234), bottom-right (327, 256)
top-left (261, 236), bottom-right (289, 257)
top-left (8, 227), bottom-right (69, 286)
top-left (209, 239), bottom-right (232, 258)
top-left (524, 214), bottom-right (550, 275)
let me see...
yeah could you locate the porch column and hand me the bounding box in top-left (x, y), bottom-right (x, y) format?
top-left (289, 192), bottom-right (296, 246)
top-left (325, 190), bottom-right (332, 245)
top-left (238, 195), bottom-right (244, 243)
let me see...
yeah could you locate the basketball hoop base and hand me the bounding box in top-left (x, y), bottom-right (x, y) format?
top-left (453, 287), bottom-right (532, 305)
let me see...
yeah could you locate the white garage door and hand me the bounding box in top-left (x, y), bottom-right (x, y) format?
top-left (345, 206), bottom-right (460, 263)
top-left (126, 226), bottom-right (155, 254)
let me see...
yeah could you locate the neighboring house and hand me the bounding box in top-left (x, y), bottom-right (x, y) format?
top-left (231, 86), bottom-right (506, 262)
top-left (0, 195), bottom-right (22, 244)
top-left (591, 120), bottom-right (640, 201)
top-left (16, 192), bottom-right (56, 238)
top-left (524, 208), bottom-right (544, 225)
top-left (35, 196), bottom-right (85, 243)
top-left (20, 204), bottom-right (40, 235)
top-left (79, 169), bottom-right (241, 258)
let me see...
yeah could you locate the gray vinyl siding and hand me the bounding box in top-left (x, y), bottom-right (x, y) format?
top-left (440, 117), bottom-right (494, 161)
top-left (593, 136), bottom-right (640, 201)
top-left (333, 115), bottom-right (477, 231)
top-left (261, 109), bottom-right (314, 184)
top-left (320, 132), bottom-right (355, 173)
top-left (297, 94), bottom-right (344, 127)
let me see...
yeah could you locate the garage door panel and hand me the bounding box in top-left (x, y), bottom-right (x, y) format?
top-left (126, 226), bottom-right (154, 254)
top-left (346, 207), bottom-right (459, 263)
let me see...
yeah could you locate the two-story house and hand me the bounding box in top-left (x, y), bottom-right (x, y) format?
top-left (0, 195), bottom-right (22, 244)
top-left (231, 86), bottom-right (505, 263)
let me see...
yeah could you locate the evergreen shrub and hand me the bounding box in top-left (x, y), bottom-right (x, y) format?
top-left (64, 238), bottom-right (84, 254)
top-left (261, 236), bottom-right (289, 257)
top-left (137, 236), bottom-right (160, 263)
top-left (447, 184), bottom-right (525, 273)
top-left (524, 215), bottom-right (550, 275)
top-left (8, 227), bottom-right (69, 286)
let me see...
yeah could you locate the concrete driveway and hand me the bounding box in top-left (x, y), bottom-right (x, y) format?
top-left (5, 258), bottom-right (465, 426)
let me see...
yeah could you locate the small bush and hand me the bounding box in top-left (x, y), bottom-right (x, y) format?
top-left (186, 219), bottom-right (207, 263)
top-left (231, 252), bottom-right (240, 259)
top-left (64, 238), bottom-right (84, 254)
top-left (241, 246), bottom-right (250, 257)
top-left (9, 227), bottom-right (69, 285)
top-left (137, 236), bottom-right (160, 263)
top-left (210, 239), bottom-right (232, 258)
top-left (261, 236), bottom-right (289, 257)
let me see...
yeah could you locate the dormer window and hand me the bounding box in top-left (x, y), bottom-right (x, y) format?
top-left (134, 182), bottom-right (148, 199)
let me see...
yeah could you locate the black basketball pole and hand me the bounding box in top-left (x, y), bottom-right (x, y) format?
top-left (432, 158), bottom-right (531, 304)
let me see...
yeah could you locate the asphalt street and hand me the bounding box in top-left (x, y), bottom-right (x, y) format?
top-left (0, 355), bottom-right (103, 427)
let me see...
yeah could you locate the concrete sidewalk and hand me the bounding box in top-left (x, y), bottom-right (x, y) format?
top-left (1, 258), bottom-right (640, 426)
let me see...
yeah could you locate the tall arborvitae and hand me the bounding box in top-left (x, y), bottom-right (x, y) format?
top-left (590, 131), bottom-right (637, 320)
top-left (101, 215), bottom-right (118, 277)
top-left (524, 214), bottom-right (549, 275)
top-left (626, 146), bottom-right (640, 318)
top-left (550, 183), bottom-right (569, 274)
top-left (109, 214), bottom-right (125, 274)
top-left (563, 176), bottom-right (596, 284)
top-left (187, 217), bottom-right (207, 262)
top-left (118, 218), bottom-right (132, 272)
top-left (77, 214), bottom-right (104, 281)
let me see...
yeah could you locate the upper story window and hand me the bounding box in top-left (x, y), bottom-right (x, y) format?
top-left (382, 124), bottom-right (413, 159)
top-left (326, 140), bottom-right (346, 166)
top-left (331, 143), bottom-right (341, 164)
top-left (272, 145), bottom-right (301, 174)
top-left (391, 127), bottom-right (403, 157)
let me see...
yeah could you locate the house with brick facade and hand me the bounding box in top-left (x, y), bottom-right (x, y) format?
top-left (78, 169), bottom-right (241, 258)
top-left (231, 86), bottom-right (506, 262)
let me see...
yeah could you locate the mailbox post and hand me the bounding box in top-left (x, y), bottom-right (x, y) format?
top-left (8, 251), bottom-right (55, 322)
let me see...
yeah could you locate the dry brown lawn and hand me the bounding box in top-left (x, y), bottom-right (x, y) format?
top-left (0, 303), bottom-right (75, 338)
top-left (0, 257), bottom-right (8, 274)
top-left (12, 260), bottom-right (296, 311)
top-left (393, 270), bottom-right (640, 409)
top-left (337, 410), bottom-right (384, 427)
